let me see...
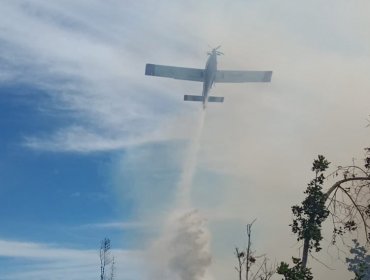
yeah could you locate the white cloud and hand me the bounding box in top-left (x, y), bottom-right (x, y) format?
top-left (0, 239), bottom-right (94, 260)
top-left (81, 221), bottom-right (150, 230)
top-left (0, 0), bottom-right (194, 152)
top-left (23, 125), bottom-right (169, 153)
top-left (0, 239), bottom-right (144, 280)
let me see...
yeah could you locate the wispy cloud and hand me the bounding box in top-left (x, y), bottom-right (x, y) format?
top-left (23, 125), bottom-right (169, 153)
top-left (0, 239), bottom-right (143, 280)
top-left (0, 239), bottom-right (94, 260)
top-left (81, 221), bottom-right (150, 230)
top-left (0, 1), bottom-right (194, 152)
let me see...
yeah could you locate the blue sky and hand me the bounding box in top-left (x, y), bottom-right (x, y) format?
top-left (1, 1), bottom-right (370, 279)
top-left (0, 84), bottom-right (140, 278)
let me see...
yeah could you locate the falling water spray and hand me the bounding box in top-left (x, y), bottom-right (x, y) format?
top-left (148, 109), bottom-right (212, 280)
top-left (176, 109), bottom-right (206, 209)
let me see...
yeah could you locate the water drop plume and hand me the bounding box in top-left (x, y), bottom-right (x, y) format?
top-left (148, 109), bottom-right (212, 280)
top-left (176, 109), bottom-right (206, 209)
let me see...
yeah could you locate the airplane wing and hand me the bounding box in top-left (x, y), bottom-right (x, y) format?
top-left (145, 64), bottom-right (204, 82)
top-left (215, 70), bottom-right (272, 83)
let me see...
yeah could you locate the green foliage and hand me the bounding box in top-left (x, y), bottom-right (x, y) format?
top-left (277, 258), bottom-right (313, 280)
top-left (346, 239), bottom-right (370, 280)
top-left (365, 148), bottom-right (370, 170)
top-left (290, 155), bottom-right (330, 253)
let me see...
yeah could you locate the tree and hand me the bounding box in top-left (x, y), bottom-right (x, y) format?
top-left (325, 149), bottom-right (370, 244)
top-left (238, 150), bottom-right (370, 278)
top-left (290, 155), bottom-right (330, 268)
top-left (346, 239), bottom-right (370, 280)
top-left (290, 152), bottom-right (370, 269)
top-left (99, 237), bottom-right (115, 280)
top-left (277, 257), bottom-right (313, 280)
top-left (110, 256), bottom-right (116, 280)
top-left (234, 220), bottom-right (275, 280)
top-left (245, 220), bottom-right (255, 280)
top-left (235, 247), bottom-right (245, 280)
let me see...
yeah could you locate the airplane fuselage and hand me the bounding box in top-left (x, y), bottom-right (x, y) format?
top-left (202, 51), bottom-right (218, 108)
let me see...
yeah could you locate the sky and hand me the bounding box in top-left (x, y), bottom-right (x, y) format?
top-left (1, 0), bottom-right (370, 279)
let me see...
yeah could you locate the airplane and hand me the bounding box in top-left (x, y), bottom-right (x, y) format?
top-left (145, 46), bottom-right (272, 109)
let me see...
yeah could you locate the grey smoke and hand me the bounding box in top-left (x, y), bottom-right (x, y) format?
top-left (149, 210), bottom-right (212, 280)
top-left (168, 210), bottom-right (212, 280)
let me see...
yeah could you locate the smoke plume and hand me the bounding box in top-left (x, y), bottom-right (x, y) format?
top-left (149, 210), bottom-right (212, 280)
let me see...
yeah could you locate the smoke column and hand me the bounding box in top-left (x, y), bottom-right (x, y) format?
top-left (148, 109), bottom-right (212, 280)
top-left (149, 209), bottom-right (212, 280)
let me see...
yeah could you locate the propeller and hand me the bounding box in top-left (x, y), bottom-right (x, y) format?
top-left (207, 45), bottom-right (224, 56)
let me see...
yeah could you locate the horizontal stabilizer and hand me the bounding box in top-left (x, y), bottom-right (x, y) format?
top-left (208, 96), bottom-right (224, 102)
top-left (184, 95), bottom-right (203, 102)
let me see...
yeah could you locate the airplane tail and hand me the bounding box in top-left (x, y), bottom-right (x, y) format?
top-left (184, 95), bottom-right (224, 102)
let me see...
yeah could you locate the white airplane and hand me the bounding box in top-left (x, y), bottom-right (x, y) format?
top-left (145, 46), bottom-right (272, 109)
